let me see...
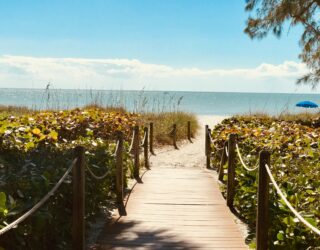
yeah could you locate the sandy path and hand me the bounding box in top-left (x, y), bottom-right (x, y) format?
top-left (150, 115), bottom-right (226, 169)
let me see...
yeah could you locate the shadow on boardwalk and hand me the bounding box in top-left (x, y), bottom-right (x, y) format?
top-left (90, 220), bottom-right (200, 249)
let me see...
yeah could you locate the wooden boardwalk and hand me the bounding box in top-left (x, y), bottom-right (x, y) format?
top-left (94, 167), bottom-right (247, 249)
top-left (94, 117), bottom-right (247, 249)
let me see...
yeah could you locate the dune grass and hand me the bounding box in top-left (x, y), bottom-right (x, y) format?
top-left (140, 111), bottom-right (199, 145)
top-left (0, 105), bottom-right (33, 116)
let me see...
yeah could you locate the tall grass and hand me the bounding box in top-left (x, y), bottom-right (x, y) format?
top-left (141, 112), bottom-right (198, 145)
top-left (29, 86), bottom-right (187, 114)
top-left (0, 105), bottom-right (33, 115)
top-left (0, 87), bottom-right (200, 144)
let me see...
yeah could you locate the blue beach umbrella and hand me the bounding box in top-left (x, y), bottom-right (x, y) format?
top-left (296, 101), bottom-right (318, 108)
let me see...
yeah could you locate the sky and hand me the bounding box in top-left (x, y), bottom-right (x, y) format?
top-left (0, 0), bottom-right (317, 93)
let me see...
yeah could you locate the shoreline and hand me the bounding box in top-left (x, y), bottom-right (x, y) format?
top-left (0, 87), bottom-right (319, 95)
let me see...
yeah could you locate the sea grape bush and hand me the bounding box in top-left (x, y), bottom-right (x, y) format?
top-left (210, 116), bottom-right (320, 249)
top-left (0, 108), bottom-right (138, 249)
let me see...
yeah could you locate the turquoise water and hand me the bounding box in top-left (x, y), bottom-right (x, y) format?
top-left (0, 88), bottom-right (319, 115)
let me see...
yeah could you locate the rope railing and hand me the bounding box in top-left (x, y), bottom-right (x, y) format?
top-left (207, 127), bottom-right (320, 250)
top-left (265, 163), bottom-right (320, 236)
top-left (208, 132), bottom-right (223, 152)
top-left (205, 125), bottom-right (226, 169)
top-left (140, 130), bottom-right (147, 148)
top-left (1, 121), bottom-right (193, 249)
top-left (218, 141), bottom-right (228, 182)
top-left (235, 143), bottom-right (259, 172)
top-left (112, 140), bottom-right (120, 157)
top-left (0, 158), bottom-right (77, 236)
top-left (208, 132), bottom-right (215, 145)
top-left (86, 164), bottom-right (110, 180)
top-left (225, 145), bottom-right (229, 157)
top-left (86, 128), bottom-right (138, 181)
top-left (127, 129), bottom-right (135, 154)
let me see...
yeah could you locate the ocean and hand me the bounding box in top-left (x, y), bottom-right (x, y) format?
top-left (0, 88), bottom-right (319, 115)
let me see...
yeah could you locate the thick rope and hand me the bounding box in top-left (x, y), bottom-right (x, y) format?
top-left (140, 131), bottom-right (147, 147)
top-left (86, 164), bottom-right (110, 180)
top-left (112, 141), bottom-right (120, 156)
top-left (265, 163), bottom-right (320, 236)
top-left (0, 159), bottom-right (76, 236)
top-left (225, 145), bottom-right (229, 157)
top-left (127, 130), bottom-right (135, 154)
top-left (235, 144), bottom-right (259, 171)
top-left (208, 134), bottom-right (223, 152)
top-left (208, 133), bottom-right (215, 145)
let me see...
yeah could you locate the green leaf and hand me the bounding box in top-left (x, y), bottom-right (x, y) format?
top-left (277, 231), bottom-right (284, 241)
top-left (305, 217), bottom-right (317, 227)
top-left (0, 192), bottom-right (7, 215)
top-left (49, 130), bottom-right (58, 140)
top-left (25, 141), bottom-right (35, 150)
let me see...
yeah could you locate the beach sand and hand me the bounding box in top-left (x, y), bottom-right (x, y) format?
top-left (150, 115), bottom-right (227, 169)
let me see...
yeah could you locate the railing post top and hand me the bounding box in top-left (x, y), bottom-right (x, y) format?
top-left (259, 150), bottom-right (270, 158)
top-left (74, 146), bottom-right (85, 156)
top-left (173, 124), bottom-right (177, 128)
top-left (229, 133), bottom-right (237, 140)
top-left (116, 130), bottom-right (124, 139)
top-left (144, 126), bottom-right (148, 132)
top-left (150, 122), bottom-right (153, 126)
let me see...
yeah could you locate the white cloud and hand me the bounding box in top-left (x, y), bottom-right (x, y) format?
top-left (0, 55), bottom-right (311, 92)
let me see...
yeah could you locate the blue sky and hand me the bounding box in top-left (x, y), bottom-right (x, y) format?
top-left (0, 0), bottom-right (315, 93)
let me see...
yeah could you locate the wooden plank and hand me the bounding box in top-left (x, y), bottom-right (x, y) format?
top-left (95, 165), bottom-right (248, 249)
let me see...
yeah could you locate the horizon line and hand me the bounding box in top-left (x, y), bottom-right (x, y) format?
top-left (0, 87), bottom-right (319, 95)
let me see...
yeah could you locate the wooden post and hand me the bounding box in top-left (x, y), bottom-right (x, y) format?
top-left (115, 131), bottom-right (127, 216)
top-left (205, 125), bottom-right (210, 168)
top-left (208, 128), bottom-right (212, 168)
top-left (172, 124), bottom-right (178, 149)
top-left (149, 122), bottom-right (155, 155)
top-left (256, 150), bottom-right (270, 250)
top-left (187, 121), bottom-right (192, 142)
top-left (73, 146), bottom-right (85, 250)
top-left (133, 125), bottom-right (140, 180)
top-left (226, 133), bottom-right (236, 208)
top-left (143, 127), bottom-right (150, 169)
top-left (205, 125), bottom-right (208, 155)
top-left (218, 141), bottom-right (228, 182)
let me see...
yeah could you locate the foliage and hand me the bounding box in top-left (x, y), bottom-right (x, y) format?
top-left (0, 107), bottom-right (197, 249)
top-left (0, 108), bottom-right (138, 249)
top-left (245, 0), bottom-right (320, 88)
top-left (210, 115), bottom-right (320, 249)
